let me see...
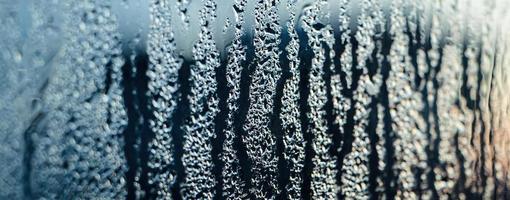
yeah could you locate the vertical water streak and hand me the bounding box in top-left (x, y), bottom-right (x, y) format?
top-left (182, 0), bottom-right (220, 198)
top-left (243, 0), bottom-right (281, 198)
top-left (146, 0), bottom-right (183, 198)
top-left (333, 0), bottom-right (351, 160)
top-left (222, 0), bottom-right (248, 198)
top-left (375, 103), bottom-right (386, 198)
top-left (338, 0), bottom-right (353, 90)
top-left (280, 0), bottom-right (305, 199)
top-left (478, 0), bottom-right (498, 198)
top-left (340, 0), bottom-right (383, 198)
top-left (434, 1), bottom-right (466, 199)
top-left (386, 0), bottom-right (428, 198)
top-left (301, 1), bottom-right (339, 199)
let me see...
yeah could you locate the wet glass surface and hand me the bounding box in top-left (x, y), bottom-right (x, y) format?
top-left (1, 0), bottom-right (509, 199)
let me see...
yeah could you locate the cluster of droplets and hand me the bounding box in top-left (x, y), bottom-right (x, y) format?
top-left (385, 0), bottom-right (428, 199)
top-left (221, 0), bottom-right (248, 199)
top-left (242, 0), bottom-right (281, 198)
top-left (146, 0), bottom-right (182, 198)
top-left (176, 0), bottom-right (191, 27)
top-left (279, 0), bottom-right (305, 199)
top-left (338, 0), bottom-right (353, 90)
top-left (30, 0), bottom-right (128, 199)
top-left (331, 0), bottom-right (352, 154)
top-left (340, 0), bottom-right (383, 198)
top-left (181, 0), bottom-right (220, 198)
top-left (434, 0), bottom-right (466, 198)
top-left (301, 1), bottom-right (339, 199)
top-left (469, 0), bottom-right (509, 198)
